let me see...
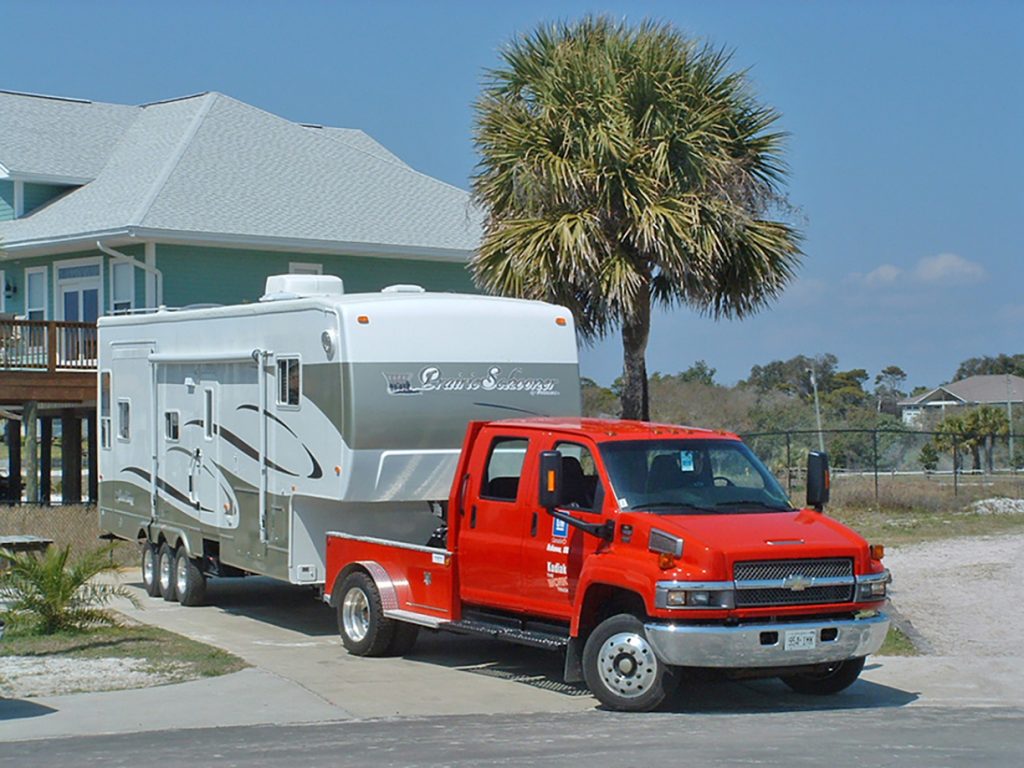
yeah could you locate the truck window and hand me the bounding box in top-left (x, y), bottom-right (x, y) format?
top-left (481, 437), bottom-right (528, 502)
top-left (553, 442), bottom-right (600, 511)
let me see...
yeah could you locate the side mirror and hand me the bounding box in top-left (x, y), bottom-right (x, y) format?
top-left (806, 451), bottom-right (830, 512)
top-left (538, 450), bottom-right (563, 509)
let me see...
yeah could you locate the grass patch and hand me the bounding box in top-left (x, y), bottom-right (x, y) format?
top-left (0, 624), bottom-right (247, 686)
top-left (876, 626), bottom-right (918, 656)
top-left (828, 504), bottom-right (1024, 546)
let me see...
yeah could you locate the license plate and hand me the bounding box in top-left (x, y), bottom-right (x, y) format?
top-left (784, 629), bottom-right (817, 651)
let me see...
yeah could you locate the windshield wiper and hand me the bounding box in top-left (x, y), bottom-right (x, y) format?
top-left (630, 501), bottom-right (718, 514)
top-left (714, 499), bottom-right (793, 511)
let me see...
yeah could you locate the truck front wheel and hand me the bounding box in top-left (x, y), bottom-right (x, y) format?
top-left (337, 572), bottom-right (397, 656)
top-left (781, 656), bottom-right (866, 695)
top-left (582, 614), bottom-right (678, 711)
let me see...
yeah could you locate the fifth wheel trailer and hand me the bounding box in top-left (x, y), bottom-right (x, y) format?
top-left (97, 274), bottom-right (581, 603)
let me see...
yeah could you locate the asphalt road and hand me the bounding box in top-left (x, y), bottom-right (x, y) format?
top-left (2, 706), bottom-right (1022, 767)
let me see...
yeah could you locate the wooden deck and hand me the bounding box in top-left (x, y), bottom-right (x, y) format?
top-left (0, 318), bottom-right (97, 405)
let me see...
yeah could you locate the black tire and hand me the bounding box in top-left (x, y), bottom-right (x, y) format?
top-left (141, 542), bottom-right (161, 597)
top-left (385, 622), bottom-right (420, 656)
top-left (174, 549), bottom-right (207, 607)
top-left (781, 656), bottom-right (866, 695)
top-left (158, 543), bottom-right (178, 602)
top-left (336, 571), bottom-right (396, 656)
top-left (582, 614), bottom-right (678, 712)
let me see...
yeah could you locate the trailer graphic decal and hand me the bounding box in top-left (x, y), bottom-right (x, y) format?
top-left (121, 466), bottom-right (213, 512)
top-left (235, 405), bottom-right (324, 479)
top-left (384, 366), bottom-right (562, 397)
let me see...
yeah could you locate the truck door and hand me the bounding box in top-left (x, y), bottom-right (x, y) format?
top-left (457, 434), bottom-right (533, 609)
top-left (519, 440), bottom-right (606, 619)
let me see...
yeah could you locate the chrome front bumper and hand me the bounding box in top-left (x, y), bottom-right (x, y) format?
top-left (644, 612), bottom-right (890, 668)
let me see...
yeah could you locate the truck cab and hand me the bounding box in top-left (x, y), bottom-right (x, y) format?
top-left (325, 418), bottom-right (890, 711)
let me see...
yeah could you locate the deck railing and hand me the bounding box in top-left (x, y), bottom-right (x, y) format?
top-left (0, 318), bottom-right (98, 372)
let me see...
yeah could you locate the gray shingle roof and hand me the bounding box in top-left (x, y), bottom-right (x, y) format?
top-left (0, 91), bottom-right (481, 258)
top-left (899, 374), bottom-right (1024, 407)
top-left (0, 90), bottom-right (139, 180)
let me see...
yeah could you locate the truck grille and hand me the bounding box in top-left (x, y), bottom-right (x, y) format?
top-left (733, 558), bottom-right (854, 607)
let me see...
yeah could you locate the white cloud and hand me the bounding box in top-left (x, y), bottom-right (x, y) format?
top-left (863, 264), bottom-right (903, 286)
top-left (913, 252), bottom-right (987, 283)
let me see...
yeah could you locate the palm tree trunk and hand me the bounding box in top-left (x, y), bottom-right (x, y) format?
top-left (620, 291), bottom-right (651, 421)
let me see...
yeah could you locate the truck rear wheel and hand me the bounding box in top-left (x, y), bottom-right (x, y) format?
top-left (174, 550), bottom-right (207, 607)
top-left (781, 656), bottom-right (866, 695)
top-left (337, 572), bottom-right (397, 656)
top-left (582, 614), bottom-right (677, 712)
top-left (158, 543), bottom-right (178, 602)
top-left (141, 542), bottom-right (161, 597)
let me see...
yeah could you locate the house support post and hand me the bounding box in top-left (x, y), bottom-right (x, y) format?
top-left (40, 417), bottom-right (53, 505)
top-left (62, 415), bottom-right (82, 504)
top-left (5, 416), bottom-right (22, 504)
top-left (87, 411), bottom-right (98, 503)
top-left (24, 401), bottom-right (38, 504)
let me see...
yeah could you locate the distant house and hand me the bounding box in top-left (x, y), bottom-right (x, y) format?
top-left (898, 375), bottom-right (1024, 426)
top-left (0, 88), bottom-right (482, 503)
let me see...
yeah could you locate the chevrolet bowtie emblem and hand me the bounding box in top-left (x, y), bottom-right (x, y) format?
top-left (782, 574), bottom-right (813, 591)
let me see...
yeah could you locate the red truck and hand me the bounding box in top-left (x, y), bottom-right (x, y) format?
top-left (325, 417), bottom-right (890, 711)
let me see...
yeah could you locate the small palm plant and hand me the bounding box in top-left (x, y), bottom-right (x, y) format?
top-left (0, 544), bottom-right (140, 635)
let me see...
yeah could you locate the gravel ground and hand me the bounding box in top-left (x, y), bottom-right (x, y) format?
top-left (886, 530), bottom-right (1024, 657)
top-left (0, 657), bottom-right (188, 698)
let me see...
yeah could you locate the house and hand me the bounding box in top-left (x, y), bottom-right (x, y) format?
top-left (898, 374), bottom-right (1024, 426)
top-left (0, 88), bottom-right (483, 503)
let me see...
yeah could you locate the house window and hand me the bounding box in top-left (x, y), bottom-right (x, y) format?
top-left (117, 399), bottom-right (131, 441)
top-left (277, 358), bottom-right (300, 407)
top-left (25, 267), bottom-right (47, 320)
top-left (100, 371), bottom-right (112, 449)
top-left (111, 261), bottom-right (134, 314)
top-left (289, 262), bottom-right (323, 275)
top-left (0, 270), bottom-right (5, 313)
top-left (165, 411), bottom-right (180, 442)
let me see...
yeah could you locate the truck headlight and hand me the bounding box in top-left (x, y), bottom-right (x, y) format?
top-left (657, 582), bottom-right (735, 609)
top-left (856, 570), bottom-right (891, 601)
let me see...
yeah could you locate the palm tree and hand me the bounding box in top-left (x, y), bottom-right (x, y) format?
top-left (0, 544), bottom-right (138, 635)
top-left (472, 17), bottom-right (802, 419)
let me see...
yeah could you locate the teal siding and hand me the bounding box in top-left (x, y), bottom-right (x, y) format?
top-left (0, 180), bottom-right (13, 222)
top-left (23, 183), bottom-right (72, 215)
top-left (156, 245), bottom-right (475, 307)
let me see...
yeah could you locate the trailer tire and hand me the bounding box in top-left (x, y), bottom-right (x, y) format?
top-left (337, 572), bottom-right (396, 656)
top-left (175, 550), bottom-right (207, 606)
top-left (781, 656), bottom-right (866, 695)
top-left (158, 543), bottom-right (178, 602)
top-left (141, 542), bottom-right (161, 597)
top-left (386, 622), bottom-right (420, 656)
top-left (582, 614), bottom-right (677, 712)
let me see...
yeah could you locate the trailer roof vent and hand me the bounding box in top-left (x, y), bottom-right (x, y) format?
top-left (260, 274), bottom-right (344, 301)
top-left (381, 284), bottom-right (425, 294)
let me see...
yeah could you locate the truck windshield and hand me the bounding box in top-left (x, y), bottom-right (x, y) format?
top-left (599, 439), bottom-right (793, 514)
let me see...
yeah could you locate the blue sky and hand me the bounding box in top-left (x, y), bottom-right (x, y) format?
top-left (4, 0), bottom-right (1021, 390)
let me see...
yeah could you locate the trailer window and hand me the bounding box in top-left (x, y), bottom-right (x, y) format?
top-left (482, 437), bottom-right (528, 502)
top-left (117, 399), bottom-right (130, 441)
top-left (100, 371), bottom-right (112, 449)
top-left (165, 411), bottom-right (180, 442)
top-left (277, 358), bottom-right (300, 407)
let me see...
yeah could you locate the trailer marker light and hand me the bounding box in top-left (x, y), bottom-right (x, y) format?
top-left (555, 316), bottom-right (567, 326)
top-left (334, 465), bottom-right (342, 476)
top-left (357, 315), bottom-right (370, 324)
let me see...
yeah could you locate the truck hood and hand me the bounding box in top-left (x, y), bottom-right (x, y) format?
top-left (627, 509), bottom-right (870, 576)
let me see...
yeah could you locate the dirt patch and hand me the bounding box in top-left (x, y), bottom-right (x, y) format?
top-left (886, 531), bottom-right (1024, 656)
top-left (0, 656), bottom-right (190, 698)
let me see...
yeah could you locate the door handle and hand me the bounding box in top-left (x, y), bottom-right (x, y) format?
top-left (470, 505), bottom-right (477, 529)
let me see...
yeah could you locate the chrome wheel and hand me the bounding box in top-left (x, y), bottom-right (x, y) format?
top-left (595, 631), bottom-right (659, 700)
top-left (342, 587), bottom-right (370, 643)
top-left (141, 544), bottom-right (160, 596)
top-left (175, 554), bottom-right (189, 598)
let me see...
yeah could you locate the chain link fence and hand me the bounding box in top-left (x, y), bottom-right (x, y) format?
top-left (743, 428), bottom-right (1024, 510)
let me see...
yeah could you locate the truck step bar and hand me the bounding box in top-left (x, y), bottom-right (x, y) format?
top-left (444, 617), bottom-right (569, 651)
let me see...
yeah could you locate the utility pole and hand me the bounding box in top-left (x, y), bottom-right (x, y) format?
top-left (1008, 374), bottom-right (1015, 471)
top-left (809, 368), bottom-right (825, 453)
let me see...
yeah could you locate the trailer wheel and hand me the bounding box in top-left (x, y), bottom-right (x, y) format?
top-left (582, 614), bottom-right (677, 712)
top-left (337, 572), bottom-right (396, 656)
top-left (781, 656), bottom-right (866, 695)
top-left (158, 543), bottom-right (178, 602)
top-left (141, 542), bottom-right (161, 597)
top-left (174, 550), bottom-right (207, 607)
